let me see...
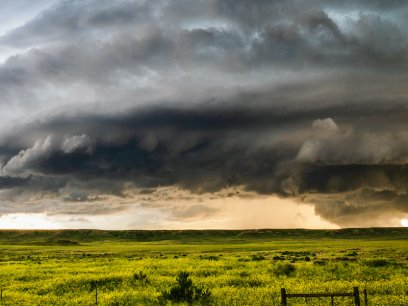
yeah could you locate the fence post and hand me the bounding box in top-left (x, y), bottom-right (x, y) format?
top-left (95, 286), bottom-right (98, 305)
top-left (331, 295), bottom-right (334, 306)
top-left (363, 289), bottom-right (368, 306)
top-left (1, 288), bottom-right (2, 301)
top-left (353, 287), bottom-right (360, 306)
top-left (281, 288), bottom-right (287, 306)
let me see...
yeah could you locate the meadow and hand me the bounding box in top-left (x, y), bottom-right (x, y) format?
top-left (0, 228), bottom-right (407, 305)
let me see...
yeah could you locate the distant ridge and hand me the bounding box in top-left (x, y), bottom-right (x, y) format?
top-left (0, 228), bottom-right (407, 244)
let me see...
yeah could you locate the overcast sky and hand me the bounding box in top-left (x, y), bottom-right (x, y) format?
top-left (0, 0), bottom-right (408, 229)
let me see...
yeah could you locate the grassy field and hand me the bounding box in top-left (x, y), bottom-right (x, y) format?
top-left (0, 228), bottom-right (407, 305)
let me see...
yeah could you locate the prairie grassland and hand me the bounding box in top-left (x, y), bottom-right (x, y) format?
top-left (0, 229), bottom-right (407, 305)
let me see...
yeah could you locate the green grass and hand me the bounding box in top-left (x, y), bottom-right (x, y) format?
top-left (0, 229), bottom-right (407, 305)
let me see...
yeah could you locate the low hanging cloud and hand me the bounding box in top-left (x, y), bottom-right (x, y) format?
top-left (1, 101), bottom-right (408, 226)
top-left (0, 0), bottom-right (408, 227)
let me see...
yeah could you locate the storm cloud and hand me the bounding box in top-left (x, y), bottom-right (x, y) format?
top-left (0, 0), bottom-right (408, 227)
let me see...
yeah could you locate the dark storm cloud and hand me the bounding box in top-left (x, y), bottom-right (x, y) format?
top-left (0, 176), bottom-right (28, 188)
top-left (0, 0), bottom-right (408, 226)
top-left (1, 89), bottom-right (408, 225)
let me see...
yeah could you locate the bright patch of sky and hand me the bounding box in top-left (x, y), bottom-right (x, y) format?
top-left (0, 1), bottom-right (58, 62)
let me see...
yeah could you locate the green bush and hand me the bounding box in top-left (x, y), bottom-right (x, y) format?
top-left (133, 271), bottom-right (149, 284)
top-left (251, 254), bottom-right (266, 261)
top-left (272, 263), bottom-right (296, 277)
top-left (162, 271), bottom-right (211, 304)
top-left (365, 259), bottom-right (389, 267)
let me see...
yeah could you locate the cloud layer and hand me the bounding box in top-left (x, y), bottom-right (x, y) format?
top-left (0, 0), bottom-right (408, 227)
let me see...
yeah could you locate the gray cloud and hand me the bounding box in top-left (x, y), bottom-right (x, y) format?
top-left (0, 0), bottom-right (407, 227)
top-left (0, 1), bottom-right (407, 127)
top-left (0, 98), bottom-right (407, 226)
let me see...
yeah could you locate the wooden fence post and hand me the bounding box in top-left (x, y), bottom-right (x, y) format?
top-left (95, 286), bottom-right (98, 305)
top-left (1, 287), bottom-right (2, 301)
top-left (353, 287), bottom-right (360, 306)
top-left (279, 286), bottom-right (366, 305)
top-left (363, 289), bottom-right (368, 306)
top-left (281, 288), bottom-right (287, 306)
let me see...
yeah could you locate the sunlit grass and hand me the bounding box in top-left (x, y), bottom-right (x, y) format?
top-left (0, 232), bottom-right (407, 305)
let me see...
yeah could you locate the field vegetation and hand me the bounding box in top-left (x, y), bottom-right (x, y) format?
top-left (0, 228), bottom-right (407, 305)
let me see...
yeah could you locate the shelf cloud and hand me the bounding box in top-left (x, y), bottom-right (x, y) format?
top-left (0, 0), bottom-right (407, 228)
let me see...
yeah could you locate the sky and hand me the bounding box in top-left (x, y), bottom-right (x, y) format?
top-left (0, 0), bottom-right (408, 229)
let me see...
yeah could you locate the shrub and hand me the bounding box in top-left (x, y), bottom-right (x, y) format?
top-left (365, 259), bottom-right (389, 267)
top-left (162, 271), bottom-right (211, 304)
top-left (313, 260), bottom-right (327, 266)
top-left (199, 255), bottom-right (219, 261)
top-left (133, 271), bottom-right (149, 284)
top-left (239, 271), bottom-right (250, 277)
top-left (251, 254), bottom-right (266, 261)
top-left (272, 263), bottom-right (296, 277)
